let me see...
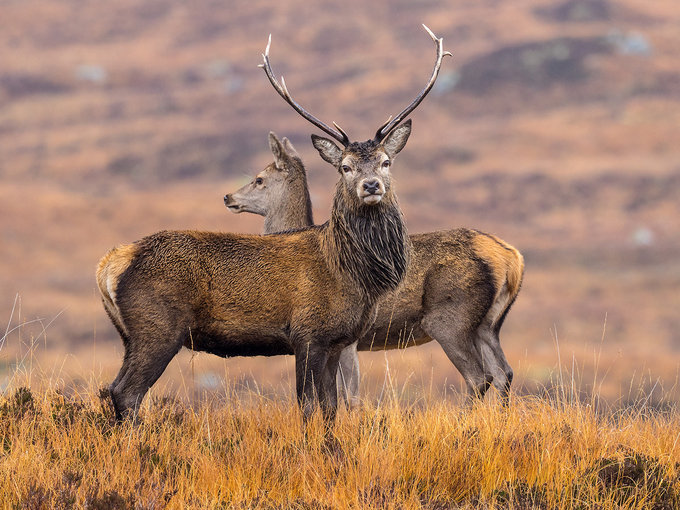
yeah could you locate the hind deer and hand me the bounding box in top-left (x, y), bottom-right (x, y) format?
top-left (97, 25), bottom-right (449, 423)
top-left (225, 132), bottom-right (523, 407)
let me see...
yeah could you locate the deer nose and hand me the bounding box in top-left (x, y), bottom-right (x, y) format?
top-left (224, 194), bottom-right (231, 204)
top-left (363, 179), bottom-right (380, 194)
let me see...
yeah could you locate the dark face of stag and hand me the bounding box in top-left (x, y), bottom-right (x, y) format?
top-left (311, 120), bottom-right (412, 211)
top-left (311, 120), bottom-right (412, 300)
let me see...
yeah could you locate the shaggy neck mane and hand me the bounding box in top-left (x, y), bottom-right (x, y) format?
top-left (324, 184), bottom-right (410, 301)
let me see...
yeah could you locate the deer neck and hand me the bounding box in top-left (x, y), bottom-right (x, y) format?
top-left (323, 184), bottom-right (410, 302)
top-left (263, 175), bottom-right (314, 233)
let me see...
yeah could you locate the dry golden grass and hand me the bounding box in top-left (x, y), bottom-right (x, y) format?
top-left (2, 0), bottom-right (680, 409)
top-left (1, 368), bottom-right (679, 509)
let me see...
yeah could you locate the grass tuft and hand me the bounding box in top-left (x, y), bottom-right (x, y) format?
top-left (0, 378), bottom-right (679, 509)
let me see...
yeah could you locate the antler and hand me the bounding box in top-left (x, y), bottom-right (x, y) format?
top-left (374, 24), bottom-right (452, 142)
top-left (259, 35), bottom-right (350, 147)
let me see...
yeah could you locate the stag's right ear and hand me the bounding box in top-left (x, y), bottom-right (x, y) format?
top-left (311, 134), bottom-right (342, 167)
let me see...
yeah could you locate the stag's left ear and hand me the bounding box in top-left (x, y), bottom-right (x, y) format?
top-left (382, 119), bottom-right (412, 157)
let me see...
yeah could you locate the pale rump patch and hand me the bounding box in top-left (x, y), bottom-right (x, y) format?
top-left (96, 243), bottom-right (137, 336)
top-left (472, 233), bottom-right (524, 328)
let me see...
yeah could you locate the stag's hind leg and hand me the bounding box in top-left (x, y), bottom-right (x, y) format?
top-left (110, 328), bottom-right (183, 421)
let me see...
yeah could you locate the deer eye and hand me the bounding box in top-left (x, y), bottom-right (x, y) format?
top-left (255, 178), bottom-right (263, 185)
top-left (341, 165), bottom-right (352, 173)
top-left (382, 160), bottom-right (391, 168)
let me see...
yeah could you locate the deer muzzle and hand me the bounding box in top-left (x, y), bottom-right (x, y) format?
top-left (224, 194), bottom-right (243, 212)
top-left (359, 178), bottom-right (385, 205)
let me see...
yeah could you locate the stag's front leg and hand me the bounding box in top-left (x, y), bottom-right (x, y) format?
top-left (321, 349), bottom-right (342, 424)
top-left (294, 340), bottom-right (329, 423)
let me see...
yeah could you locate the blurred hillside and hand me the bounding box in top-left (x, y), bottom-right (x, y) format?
top-left (1, 0), bottom-right (679, 402)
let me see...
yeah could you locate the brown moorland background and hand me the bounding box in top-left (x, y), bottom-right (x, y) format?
top-left (1, 0), bottom-right (679, 405)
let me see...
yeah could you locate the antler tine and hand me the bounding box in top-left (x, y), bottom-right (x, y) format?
top-left (260, 34), bottom-right (350, 146)
top-left (332, 121), bottom-right (350, 144)
top-left (375, 115), bottom-right (393, 135)
top-left (374, 24), bottom-right (452, 142)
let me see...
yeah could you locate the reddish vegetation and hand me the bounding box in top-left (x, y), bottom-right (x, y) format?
top-left (1, 0), bottom-right (679, 403)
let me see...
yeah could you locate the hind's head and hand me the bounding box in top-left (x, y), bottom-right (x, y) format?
top-left (224, 132), bottom-right (303, 217)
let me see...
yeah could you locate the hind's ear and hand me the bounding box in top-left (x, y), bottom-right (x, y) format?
top-left (269, 131), bottom-right (289, 171)
top-left (282, 137), bottom-right (301, 161)
top-left (311, 134), bottom-right (342, 167)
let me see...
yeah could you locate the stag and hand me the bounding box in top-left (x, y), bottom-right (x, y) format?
top-left (225, 132), bottom-right (523, 406)
top-left (97, 25), bottom-right (449, 422)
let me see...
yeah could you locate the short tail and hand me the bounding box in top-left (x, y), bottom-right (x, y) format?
top-left (472, 231), bottom-right (524, 332)
top-left (96, 244), bottom-right (137, 339)
top-left (501, 240), bottom-right (524, 305)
